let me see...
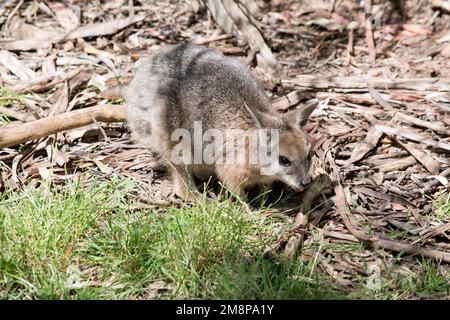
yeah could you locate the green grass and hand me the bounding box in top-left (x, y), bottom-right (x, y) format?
top-left (433, 192), bottom-right (450, 222)
top-left (0, 177), bottom-right (448, 299)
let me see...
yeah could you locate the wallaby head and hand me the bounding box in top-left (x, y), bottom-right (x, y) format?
top-left (251, 102), bottom-right (318, 192)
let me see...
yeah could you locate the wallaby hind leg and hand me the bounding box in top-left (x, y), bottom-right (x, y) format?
top-left (169, 164), bottom-right (203, 203)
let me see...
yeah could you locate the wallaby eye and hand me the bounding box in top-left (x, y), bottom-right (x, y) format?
top-left (279, 155), bottom-right (291, 166)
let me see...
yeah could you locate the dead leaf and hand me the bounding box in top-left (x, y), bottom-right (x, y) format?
top-left (281, 235), bottom-right (302, 262)
top-left (306, 18), bottom-right (344, 31)
top-left (0, 50), bottom-right (36, 80)
top-left (431, 175), bottom-right (449, 187)
top-left (399, 24), bottom-right (432, 37)
top-left (46, 145), bottom-right (69, 167)
top-left (392, 203), bottom-right (407, 211)
top-left (390, 93), bottom-right (422, 102)
top-left (396, 139), bottom-right (441, 174)
top-left (93, 159), bottom-right (113, 174)
top-left (0, 38), bottom-right (54, 51)
top-left (48, 81), bottom-right (69, 116)
top-left (12, 20), bottom-right (61, 40)
top-left (346, 126), bottom-right (383, 164)
top-left (66, 15), bottom-right (146, 39)
top-left (293, 212), bottom-right (308, 229)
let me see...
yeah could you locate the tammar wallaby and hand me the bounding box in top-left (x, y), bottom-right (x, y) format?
top-left (127, 44), bottom-right (317, 202)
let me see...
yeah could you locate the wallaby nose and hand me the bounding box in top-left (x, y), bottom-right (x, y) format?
top-left (300, 179), bottom-right (310, 186)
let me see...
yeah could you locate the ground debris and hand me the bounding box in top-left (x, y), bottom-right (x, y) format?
top-left (0, 0), bottom-right (449, 296)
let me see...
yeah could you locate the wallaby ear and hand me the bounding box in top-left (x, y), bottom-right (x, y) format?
top-left (243, 102), bottom-right (283, 128)
top-left (253, 109), bottom-right (283, 128)
top-left (282, 102), bottom-right (318, 128)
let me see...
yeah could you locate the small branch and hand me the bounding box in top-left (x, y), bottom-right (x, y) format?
top-left (363, 0), bottom-right (376, 64)
top-left (0, 105), bottom-right (127, 149)
top-left (371, 236), bottom-right (450, 263)
top-left (283, 75), bottom-right (450, 92)
top-left (193, 33), bottom-right (233, 45)
top-left (346, 29), bottom-right (354, 61)
top-left (373, 155), bottom-right (417, 172)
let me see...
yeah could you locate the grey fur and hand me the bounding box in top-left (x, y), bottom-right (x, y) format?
top-left (127, 44), bottom-right (315, 202)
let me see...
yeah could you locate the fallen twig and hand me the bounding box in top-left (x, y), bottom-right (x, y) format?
top-left (0, 105), bottom-right (127, 149)
top-left (363, 1), bottom-right (376, 64)
top-left (371, 236), bottom-right (450, 263)
top-left (66, 15), bottom-right (146, 39)
top-left (374, 155), bottom-right (417, 172)
top-left (283, 76), bottom-right (450, 92)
